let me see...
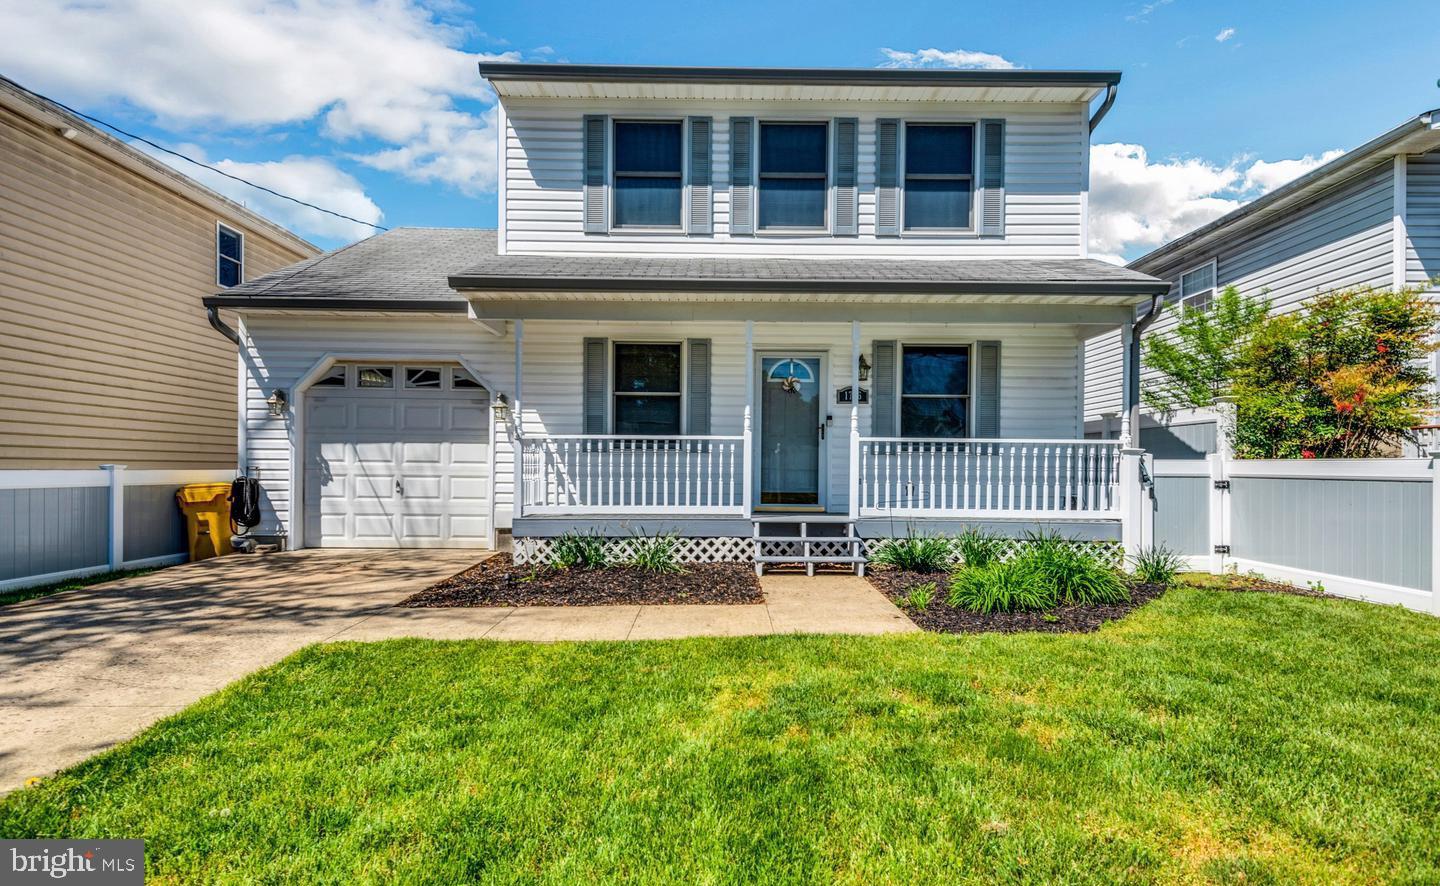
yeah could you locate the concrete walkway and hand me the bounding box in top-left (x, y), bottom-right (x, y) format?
top-left (0, 551), bottom-right (912, 791)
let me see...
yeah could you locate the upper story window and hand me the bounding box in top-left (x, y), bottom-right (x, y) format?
top-left (613, 343), bottom-right (682, 434)
top-left (758, 122), bottom-right (827, 230)
top-left (1179, 261), bottom-right (1217, 313)
top-left (900, 345), bottom-right (971, 437)
top-left (612, 120), bottom-right (683, 228)
top-left (904, 124), bottom-right (975, 230)
top-left (217, 223), bottom-right (244, 287)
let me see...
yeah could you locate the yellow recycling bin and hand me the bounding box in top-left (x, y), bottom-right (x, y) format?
top-left (176, 483), bottom-right (234, 562)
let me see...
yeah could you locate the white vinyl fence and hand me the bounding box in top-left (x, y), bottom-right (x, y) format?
top-left (0, 466), bottom-right (233, 592)
top-left (1150, 455), bottom-right (1438, 614)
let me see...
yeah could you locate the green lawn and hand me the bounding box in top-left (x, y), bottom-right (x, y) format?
top-left (3, 583), bottom-right (1438, 884)
top-left (0, 566), bottom-right (160, 607)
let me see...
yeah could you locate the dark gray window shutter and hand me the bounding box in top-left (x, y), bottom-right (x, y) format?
top-left (583, 337), bottom-right (608, 433)
top-left (583, 115), bottom-right (609, 234)
top-left (729, 117), bottom-right (754, 235)
top-left (871, 340), bottom-right (897, 435)
top-left (832, 117), bottom-right (858, 236)
top-left (685, 339), bottom-right (711, 434)
top-left (978, 119), bottom-right (1005, 237)
top-left (687, 117), bottom-right (713, 235)
top-left (875, 119), bottom-right (900, 236)
top-left (975, 341), bottom-right (1001, 438)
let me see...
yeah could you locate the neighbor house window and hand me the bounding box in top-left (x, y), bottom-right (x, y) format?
top-left (612, 120), bottom-right (683, 228)
top-left (758, 122), bottom-right (827, 230)
top-left (1180, 261), bottom-right (1217, 313)
top-left (904, 124), bottom-right (974, 230)
top-left (217, 223), bottom-right (244, 287)
top-left (613, 343), bottom-right (682, 435)
top-left (900, 345), bottom-right (970, 437)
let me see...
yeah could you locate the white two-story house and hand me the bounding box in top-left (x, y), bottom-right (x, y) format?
top-left (204, 63), bottom-right (1169, 571)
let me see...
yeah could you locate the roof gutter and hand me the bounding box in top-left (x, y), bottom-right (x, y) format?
top-left (203, 295), bottom-right (470, 312)
top-left (447, 275), bottom-right (1170, 298)
top-left (1088, 82), bottom-right (1118, 132)
top-left (477, 62), bottom-right (1122, 90)
top-left (206, 305), bottom-right (242, 347)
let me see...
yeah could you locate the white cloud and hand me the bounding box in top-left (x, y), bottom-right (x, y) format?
top-left (1089, 143), bottom-right (1348, 264)
top-left (142, 144), bottom-right (383, 243)
top-left (1242, 150), bottom-right (1345, 192)
top-left (878, 48), bottom-right (1018, 70)
top-left (0, 0), bottom-right (515, 196)
top-left (1127, 0), bottom-right (1173, 22)
top-left (1215, 27), bottom-right (1236, 42)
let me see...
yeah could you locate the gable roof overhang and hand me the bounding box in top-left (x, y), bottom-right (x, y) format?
top-left (1130, 108), bottom-right (1440, 275)
top-left (479, 62), bottom-right (1121, 104)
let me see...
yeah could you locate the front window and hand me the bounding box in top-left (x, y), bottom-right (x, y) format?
top-left (613, 343), bottom-right (682, 435)
top-left (1180, 261), bottom-right (1216, 313)
top-left (758, 122), bottom-right (827, 230)
top-left (217, 224), bottom-right (244, 287)
top-left (612, 120), bottom-right (683, 228)
top-left (900, 345), bottom-right (970, 437)
top-left (904, 124), bottom-right (974, 230)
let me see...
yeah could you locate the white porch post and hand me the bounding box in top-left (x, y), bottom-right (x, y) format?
top-left (848, 321), bottom-right (861, 521)
top-left (1118, 448), bottom-right (1144, 568)
top-left (742, 320), bottom-right (754, 518)
top-left (1118, 322), bottom-right (1135, 448)
top-left (513, 318), bottom-right (524, 520)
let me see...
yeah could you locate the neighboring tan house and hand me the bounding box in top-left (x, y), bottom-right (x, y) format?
top-left (0, 75), bottom-right (318, 470)
top-left (205, 63), bottom-right (1169, 567)
top-left (1084, 109), bottom-right (1440, 457)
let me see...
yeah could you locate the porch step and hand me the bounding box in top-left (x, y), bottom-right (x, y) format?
top-left (751, 517), bottom-right (867, 578)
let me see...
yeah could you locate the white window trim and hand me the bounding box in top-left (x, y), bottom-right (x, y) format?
top-left (216, 221), bottom-right (244, 287)
top-left (609, 117), bottom-right (689, 234)
top-left (898, 342), bottom-right (976, 437)
top-left (755, 118), bottom-right (832, 235)
top-left (1179, 259), bottom-right (1219, 313)
top-left (610, 340), bottom-right (687, 435)
top-left (899, 120), bottom-right (980, 236)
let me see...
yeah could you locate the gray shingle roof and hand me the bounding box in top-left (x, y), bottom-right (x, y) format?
top-left (205, 226), bottom-right (1168, 310)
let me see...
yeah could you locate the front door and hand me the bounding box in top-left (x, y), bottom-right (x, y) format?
top-left (757, 354), bottom-right (825, 510)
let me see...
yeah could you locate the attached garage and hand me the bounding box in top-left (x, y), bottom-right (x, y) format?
top-left (302, 363), bottom-right (492, 548)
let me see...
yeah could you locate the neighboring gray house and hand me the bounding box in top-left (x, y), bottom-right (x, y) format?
top-left (1085, 109), bottom-right (1440, 457)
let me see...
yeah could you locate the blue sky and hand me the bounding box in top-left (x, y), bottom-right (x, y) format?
top-left (4, 0), bottom-right (1437, 260)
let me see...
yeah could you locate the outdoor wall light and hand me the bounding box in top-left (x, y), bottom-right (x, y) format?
top-left (266, 388), bottom-right (288, 417)
top-left (858, 353), bottom-right (871, 382)
top-left (492, 393), bottom-right (510, 420)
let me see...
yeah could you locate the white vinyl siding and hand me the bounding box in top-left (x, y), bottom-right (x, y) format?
top-left (1407, 151), bottom-right (1440, 291)
top-left (1085, 161), bottom-right (1397, 421)
top-left (241, 317), bottom-right (1088, 533)
top-left (500, 100), bottom-right (1086, 258)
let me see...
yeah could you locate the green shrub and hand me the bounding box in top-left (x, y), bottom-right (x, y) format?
top-left (902, 581), bottom-right (936, 610)
top-left (1016, 531), bottom-right (1129, 606)
top-left (956, 527), bottom-right (1006, 568)
top-left (549, 532), bottom-right (608, 570)
top-left (1131, 545), bottom-right (1186, 587)
top-left (946, 560), bottom-right (1052, 614)
top-left (627, 534), bottom-right (683, 573)
top-left (869, 532), bottom-right (952, 573)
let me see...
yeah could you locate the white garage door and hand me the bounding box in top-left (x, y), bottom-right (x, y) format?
top-left (303, 364), bottom-right (490, 548)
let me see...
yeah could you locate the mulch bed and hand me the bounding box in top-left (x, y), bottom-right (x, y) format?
top-left (867, 568), bottom-right (1167, 635)
top-left (399, 553), bottom-right (763, 607)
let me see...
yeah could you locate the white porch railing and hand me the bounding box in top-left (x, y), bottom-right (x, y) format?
top-left (519, 435), bottom-right (747, 515)
top-left (855, 438), bottom-right (1122, 518)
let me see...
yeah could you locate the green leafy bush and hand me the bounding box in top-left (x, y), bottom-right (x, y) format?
top-left (1015, 532), bottom-right (1129, 606)
top-left (1131, 545), bottom-right (1186, 587)
top-left (903, 582), bottom-right (936, 610)
top-left (956, 527), bottom-right (1006, 568)
top-left (946, 560), bottom-right (1051, 614)
top-left (869, 532), bottom-right (952, 573)
top-left (627, 534), bottom-right (683, 573)
top-left (549, 532), bottom-right (608, 570)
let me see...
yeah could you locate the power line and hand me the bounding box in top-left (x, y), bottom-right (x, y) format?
top-left (15, 80), bottom-right (387, 233)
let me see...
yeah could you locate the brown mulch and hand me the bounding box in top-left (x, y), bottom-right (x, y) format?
top-left (399, 553), bottom-right (763, 607)
top-left (867, 568), bottom-right (1167, 635)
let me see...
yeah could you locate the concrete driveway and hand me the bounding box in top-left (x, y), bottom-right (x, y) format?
top-left (0, 550), bottom-right (483, 793)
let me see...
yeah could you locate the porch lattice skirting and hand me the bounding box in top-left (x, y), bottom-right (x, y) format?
top-left (512, 535), bottom-right (1124, 569)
